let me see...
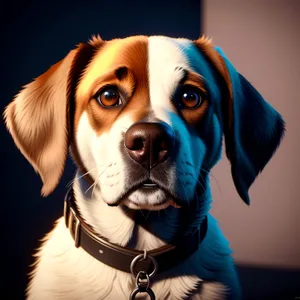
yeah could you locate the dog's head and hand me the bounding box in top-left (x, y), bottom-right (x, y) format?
top-left (4, 35), bottom-right (284, 210)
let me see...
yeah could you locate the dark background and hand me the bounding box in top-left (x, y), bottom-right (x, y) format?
top-left (0, 1), bottom-right (299, 299)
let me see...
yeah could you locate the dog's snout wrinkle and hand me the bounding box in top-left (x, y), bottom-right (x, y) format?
top-left (124, 122), bottom-right (175, 170)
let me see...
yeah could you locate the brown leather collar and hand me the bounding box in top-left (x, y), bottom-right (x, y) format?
top-left (64, 187), bottom-right (207, 274)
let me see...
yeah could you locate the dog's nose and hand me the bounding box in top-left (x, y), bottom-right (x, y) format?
top-left (124, 122), bottom-right (174, 170)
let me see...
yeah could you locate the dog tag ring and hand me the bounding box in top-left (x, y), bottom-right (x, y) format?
top-left (129, 271), bottom-right (155, 300)
top-left (129, 286), bottom-right (155, 300)
top-left (129, 250), bottom-right (157, 300)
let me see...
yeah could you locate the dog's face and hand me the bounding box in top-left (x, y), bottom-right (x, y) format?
top-left (4, 35), bottom-right (284, 210)
top-left (74, 36), bottom-right (216, 210)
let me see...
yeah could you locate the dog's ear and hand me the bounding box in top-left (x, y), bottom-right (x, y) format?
top-left (4, 39), bottom-right (99, 196)
top-left (195, 37), bottom-right (285, 205)
top-left (4, 50), bottom-right (77, 196)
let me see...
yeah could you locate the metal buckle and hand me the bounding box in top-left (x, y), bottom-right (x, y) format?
top-left (63, 197), bottom-right (69, 228)
top-left (64, 192), bottom-right (81, 248)
top-left (68, 207), bottom-right (81, 248)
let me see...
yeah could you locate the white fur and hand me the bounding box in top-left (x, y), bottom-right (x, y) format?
top-left (148, 36), bottom-right (206, 203)
top-left (148, 36), bottom-right (191, 117)
top-left (26, 37), bottom-right (234, 299)
top-left (76, 112), bottom-right (129, 205)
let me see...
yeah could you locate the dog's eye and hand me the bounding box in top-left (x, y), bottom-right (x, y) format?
top-left (180, 88), bottom-right (203, 109)
top-left (96, 88), bottom-right (121, 107)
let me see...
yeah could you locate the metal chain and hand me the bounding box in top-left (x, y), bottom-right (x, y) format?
top-left (129, 250), bottom-right (157, 300)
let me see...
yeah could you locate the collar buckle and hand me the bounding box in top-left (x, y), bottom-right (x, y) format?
top-left (64, 190), bottom-right (81, 248)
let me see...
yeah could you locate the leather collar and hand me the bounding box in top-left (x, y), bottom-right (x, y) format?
top-left (64, 187), bottom-right (207, 274)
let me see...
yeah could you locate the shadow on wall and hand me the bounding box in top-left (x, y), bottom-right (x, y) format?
top-left (203, 0), bottom-right (300, 299)
top-left (0, 0), bottom-right (200, 299)
top-left (204, 0), bottom-right (300, 270)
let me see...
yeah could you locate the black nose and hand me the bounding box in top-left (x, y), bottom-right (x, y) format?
top-left (124, 122), bottom-right (175, 170)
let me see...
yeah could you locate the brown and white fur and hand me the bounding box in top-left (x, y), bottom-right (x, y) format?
top-left (4, 35), bottom-right (284, 299)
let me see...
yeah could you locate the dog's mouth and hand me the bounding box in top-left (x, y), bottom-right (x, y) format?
top-left (121, 198), bottom-right (181, 211)
top-left (108, 178), bottom-right (183, 209)
top-left (142, 179), bottom-right (158, 188)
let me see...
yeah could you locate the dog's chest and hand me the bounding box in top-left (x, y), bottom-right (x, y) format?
top-left (29, 218), bottom-right (227, 300)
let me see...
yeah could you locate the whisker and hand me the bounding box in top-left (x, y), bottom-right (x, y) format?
top-left (209, 172), bottom-right (223, 196)
top-left (66, 179), bottom-right (75, 188)
top-left (66, 167), bottom-right (97, 188)
top-left (199, 168), bottom-right (209, 175)
top-left (66, 164), bottom-right (109, 188)
top-left (139, 207), bottom-right (146, 219)
top-left (91, 178), bottom-right (100, 199)
top-left (200, 168), bottom-right (223, 196)
top-left (85, 180), bottom-right (97, 195)
top-left (77, 168), bottom-right (97, 180)
top-left (123, 206), bottom-right (130, 216)
top-left (177, 177), bottom-right (191, 210)
top-left (91, 165), bottom-right (110, 198)
top-left (145, 209), bottom-right (152, 220)
top-left (194, 176), bottom-right (206, 194)
top-left (84, 164), bottom-right (108, 195)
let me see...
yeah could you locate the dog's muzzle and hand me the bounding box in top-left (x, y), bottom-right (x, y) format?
top-left (107, 121), bottom-right (179, 208)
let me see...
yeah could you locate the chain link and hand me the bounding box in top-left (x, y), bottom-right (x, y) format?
top-left (129, 250), bottom-right (157, 300)
top-left (135, 271), bottom-right (150, 291)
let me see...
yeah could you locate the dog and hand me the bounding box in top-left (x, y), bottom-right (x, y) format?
top-left (4, 35), bottom-right (284, 300)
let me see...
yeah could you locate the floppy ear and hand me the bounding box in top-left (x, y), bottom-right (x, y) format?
top-left (195, 37), bottom-right (285, 205)
top-left (4, 50), bottom-right (78, 196)
top-left (4, 47), bottom-right (82, 196)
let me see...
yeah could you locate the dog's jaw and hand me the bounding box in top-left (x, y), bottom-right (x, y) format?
top-left (73, 171), bottom-right (177, 249)
top-left (73, 164), bottom-right (212, 251)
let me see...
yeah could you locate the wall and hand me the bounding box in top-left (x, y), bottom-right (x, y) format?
top-left (203, 0), bottom-right (300, 269)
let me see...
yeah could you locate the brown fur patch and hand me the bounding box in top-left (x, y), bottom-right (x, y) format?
top-left (88, 34), bottom-right (103, 48)
top-left (193, 35), bottom-right (233, 157)
top-left (74, 36), bottom-right (150, 136)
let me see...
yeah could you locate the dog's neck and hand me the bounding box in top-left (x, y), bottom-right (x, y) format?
top-left (73, 171), bottom-right (211, 250)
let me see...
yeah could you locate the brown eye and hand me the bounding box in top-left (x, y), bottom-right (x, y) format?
top-left (96, 88), bottom-right (121, 107)
top-left (181, 89), bottom-right (202, 109)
